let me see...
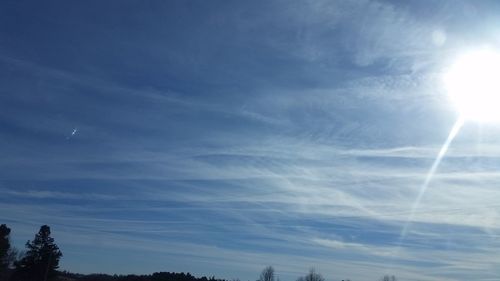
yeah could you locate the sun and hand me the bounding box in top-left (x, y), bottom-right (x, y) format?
top-left (444, 48), bottom-right (500, 122)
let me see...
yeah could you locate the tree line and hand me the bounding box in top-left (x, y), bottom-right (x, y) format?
top-left (0, 224), bottom-right (397, 281)
top-left (57, 271), bottom-right (227, 281)
top-left (59, 267), bottom-right (396, 281)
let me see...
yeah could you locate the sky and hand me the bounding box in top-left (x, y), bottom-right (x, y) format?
top-left (3, 1), bottom-right (500, 281)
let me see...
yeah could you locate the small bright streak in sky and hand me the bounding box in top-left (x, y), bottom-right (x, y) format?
top-left (67, 128), bottom-right (78, 139)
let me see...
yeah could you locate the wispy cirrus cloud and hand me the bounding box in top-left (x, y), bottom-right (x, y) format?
top-left (3, 1), bottom-right (500, 281)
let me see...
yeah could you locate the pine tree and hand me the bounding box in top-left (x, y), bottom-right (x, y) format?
top-left (12, 225), bottom-right (62, 281)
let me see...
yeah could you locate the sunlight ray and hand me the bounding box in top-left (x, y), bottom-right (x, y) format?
top-left (399, 117), bottom-right (464, 240)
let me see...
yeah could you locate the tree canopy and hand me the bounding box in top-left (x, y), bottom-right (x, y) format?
top-left (259, 266), bottom-right (275, 281)
top-left (296, 268), bottom-right (324, 281)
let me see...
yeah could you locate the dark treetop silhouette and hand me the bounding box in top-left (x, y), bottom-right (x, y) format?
top-left (0, 224), bottom-right (15, 279)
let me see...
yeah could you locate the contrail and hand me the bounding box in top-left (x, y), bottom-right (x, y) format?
top-left (399, 117), bottom-right (464, 240)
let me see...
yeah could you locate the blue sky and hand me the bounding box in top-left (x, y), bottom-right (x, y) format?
top-left (3, 1), bottom-right (500, 280)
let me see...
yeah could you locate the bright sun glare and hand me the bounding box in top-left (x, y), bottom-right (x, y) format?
top-left (402, 49), bottom-right (500, 241)
top-left (444, 48), bottom-right (500, 122)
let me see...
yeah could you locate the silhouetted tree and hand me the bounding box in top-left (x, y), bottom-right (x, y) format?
top-left (11, 225), bottom-right (62, 281)
top-left (296, 268), bottom-right (324, 281)
top-left (0, 224), bottom-right (12, 271)
top-left (1, 224), bottom-right (17, 280)
top-left (380, 275), bottom-right (397, 281)
top-left (259, 266), bottom-right (275, 281)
